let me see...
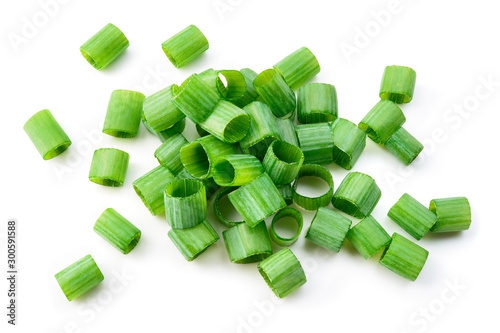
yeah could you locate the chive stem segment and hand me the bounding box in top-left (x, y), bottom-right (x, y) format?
top-left (55, 255), bottom-right (104, 301)
top-left (275, 118), bottom-right (299, 147)
top-left (198, 100), bottom-right (250, 143)
top-left (297, 83), bottom-right (338, 123)
top-left (133, 165), bottom-right (175, 215)
top-left (154, 133), bottom-right (189, 175)
top-left (176, 169), bottom-right (220, 200)
top-left (429, 197), bottom-right (471, 233)
top-left (388, 193), bottom-right (437, 240)
top-left (359, 100), bottom-right (406, 144)
top-left (331, 118), bottom-right (366, 170)
top-left (332, 172), bottom-right (381, 218)
top-left (270, 208), bottom-right (303, 247)
top-left (223, 222), bottom-right (272, 264)
top-left (213, 154), bottom-right (264, 186)
top-left (89, 148), bottom-right (129, 187)
top-left (292, 164), bottom-right (334, 211)
top-left (305, 207), bottom-right (352, 252)
top-left (379, 65), bottom-right (417, 104)
top-left (168, 220), bottom-right (219, 261)
top-left (346, 216), bottom-right (391, 259)
top-left (213, 187), bottom-right (244, 227)
top-left (273, 47), bottom-right (320, 90)
top-left (103, 90), bottom-right (145, 138)
top-left (93, 208), bottom-right (141, 254)
top-left (143, 84), bottom-right (185, 132)
top-left (234, 68), bottom-right (259, 107)
top-left (384, 127), bottom-right (424, 165)
top-left (263, 140), bottom-right (304, 185)
top-left (80, 23), bottom-right (129, 70)
top-left (254, 69), bottom-right (296, 118)
top-left (162, 25), bottom-right (209, 68)
top-left (296, 123), bottom-right (334, 165)
top-left (164, 179), bottom-right (207, 229)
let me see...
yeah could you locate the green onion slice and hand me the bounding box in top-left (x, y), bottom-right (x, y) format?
top-left (176, 168), bottom-right (220, 200)
top-left (222, 221), bottom-right (272, 264)
top-left (55, 255), bottom-right (104, 301)
top-left (331, 118), bottom-right (366, 170)
top-left (216, 70), bottom-right (246, 101)
top-left (103, 90), bottom-right (145, 138)
top-left (154, 133), bottom-right (189, 175)
top-left (270, 208), bottom-right (303, 247)
top-left (234, 68), bottom-right (259, 107)
top-left (305, 207), bottom-right (352, 252)
top-left (213, 187), bottom-right (244, 227)
top-left (292, 164), bottom-right (334, 211)
top-left (429, 197), bottom-right (471, 233)
top-left (143, 116), bottom-right (186, 143)
top-left (263, 140), bottom-right (304, 185)
top-left (213, 154), bottom-right (264, 186)
top-left (161, 25), bottom-right (209, 68)
top-left (359, 100), bottom-right (406, 144)
top-left (273, 47), bottom-right (320, 90)
top-left (275, 118), bottom-right (299, 148)
top-left (143, 84), bottom-right (185, 132)
top-left (297, 83), bottom-right (338, 124)
top-left (89, 148), bottom-right (129, 187)
top-left (388, 193), bottom-right (437, 240)
top-left (332, 172), bottom-right (381, 218)
top-left (164, 178), bottom-right (207, 229)
top-left (168, 220), bottom-right (219, 261)
top-left (80, 23), bottom-right (129, 70)
top-left (346, 216), bottom-right (391, 259)
top-left (384, 127), bottom-right (424, 165)
top-left (296, 123), bottom-right (334, 165)
top-left (254, 69), bottom-right (296, 118)
top-left (379, 65), bottom-right (417, 104)
top-left (198, 100), bottom-right (250, 143)
top-left (93, 208), bottom-right (141, 254)
top-left (133, 165), bottom-right (175, 215)
top-left (276, 184), bottom-right (293, 206)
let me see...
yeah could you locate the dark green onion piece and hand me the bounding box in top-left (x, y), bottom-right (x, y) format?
top-left (164, 179), bottom-right (207, 229)
top-left (168, 220), bottom-right (219, 261)
top-left (93, 208), bottom-right (141, 254)
top-left (176, 169), bottom-right (220, 200)
top-left (254, 69), bottom-right (296, 118)
top-left (198, 100), bottom-right (250, 143)
top-left (103, 90), bottom-right (145, 138)
top-left (388, 193), bottom-right (437, 240)
top-left (296, 123), bottom-right (334, 165)
top-left (222, 222), bottom-right (272, 264)
top-left (429, 197), bottom-right (471, 233)
top-left (359, 100), bottom-right (405, 144)
top-left (133, 165), bottom-right (175, 215)
top-left (161, 25), bottom-right (209, 68)
top-left (213, 154), bottom-right (264, 186)
top-left (275, 118), bottom-right (299, 147)
top-left (305, 207), bottom-right (352, 252)
top-left (213, 187), bottom-right (244, 227)
top-left (55, 255), bottom-right (104, 301)
top-left (273, 47), bottom-right (320, 90)
top-left (270, 208), bottom-right (303, 247)
top-left (379, 65), bottom-right (417, 104)
top-left (234, 68), bottom-right (259, 107)
top-left (89, 148), bottom-right (129, 187)
top-left (263, 140), bottom-right (304, 185)
top-left (297, 83), bottom-right (338, 124)
top-left (346, 216), bottom-right (391, 259)
top-left (331, 118), bottom-right (366, 170)
top-left (384, 127), bottom-right (424, 165)
top-left (276, 184), bottom-right (293, 206)
top-left (292, 164), bottom-right (334, 211)
top-left (332, 172), bottom-right (381, 218)
top-left (80, 23), bottom-right (129, 70)
top-left (143, 116), bottom-right (186, 142)
top-left (143, 84), bottom-right (185, 132)
top-left (154, 133), bottom-right (189, 175)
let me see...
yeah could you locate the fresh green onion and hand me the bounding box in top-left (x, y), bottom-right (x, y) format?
top-left (154, 133), bottom-right (189, 175)
top-left (276, 184), bottom-right (293, 206)
top-left (213, 154), bottom-right (264, 186)
top-left (143, 84), bottom-right (185, 132)
top-left (198, 100), bottom-right (250, 143)
top-left (80, 23), bottom-right (129, 70)
top-left (379, 65), bottom-right (417, 104)
top-left (142, 116), bottom-right (186, 143)
top-left (161, 25), bottom-right (209, 68)
top-left (275, 118), bottom-right (299, 147)
top-left (270, 208), bottom-right (303, 247)
top-left (305, 207), bottom-right (352, 252)
top-left (164, 179), bottom-right (207, 229)
top-left (254, 69), bottom-right (296, 118)
top-left (89, 148), bottom-right (129, 187)
top-left (54, 255), bottom-right (104, 301)
top-left (133, 165), bottom-right (175, 215)
top-left (429, 197), bottom-right (471, 233)
top-left (222, 222), bottom-right (272, 264)
top-left (332, 172), bottom-right (381, 218)
top-left (93, 208), bottom-right (141, 254)
top-left (216, 70), bottom-right (246, 101)
top-left (213, 187), bottom-right (244, 227)
top-left (273, 47), bottom-right (320, 90)
top-left (234, 68), bottom-right (259, 107)
top-left (176, 169), bottom-right (220, 200)
top-left (384, 127), bottom-right (424, 165)
top-left (388, 193), bottom-right (437, 240)
top-left (23, 109), bottom-right (71, 160)
top-left (331, 118), bottom-right (366, 170)
top-left (346, 216), bottom-right (391, 259)
top-left (296, 123), bottom-right (334, 165)
top-left (103, 90), bottom-right (145, 138)
top-left (359, 100), bottom-right (406, 144)
top-left (263, 140), bottom-right (304, 185)
top-left (292, 164), bottom-right (334, 211)
top-left (168, 220), bottom-right (219, 261)
top-left (297, 83), bottom-right (338, 123)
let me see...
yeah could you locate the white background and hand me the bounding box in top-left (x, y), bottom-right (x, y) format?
top-left (1, 0), bottom-right (499, 332)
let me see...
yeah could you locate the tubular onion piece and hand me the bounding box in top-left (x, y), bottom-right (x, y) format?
top-left (331, 118), bottom-right (366, 170)
top-left (297, 83), bottom-right (338, 124)
top-left (305, 207), bottom-right (352, 252)
top-left (161, 25), bottom-right (208, 68)
top-left (296, 123), bottom-right (334, 165)
top-left (198, 100), bottom-right (250, 143)
top-left (379, 65), bottom-right (416, 104)
top-left (133, 165), bottom-right (175, 215)
top-left (154, 133), bottom-right (189, 175)
top-left (89, 148), bottom-right (129, 187)
top-left (93, 208), bottom-right (141, 254)
top-left (213, 187), bottom-right (244, 227)
top-left (384, 127), bottom-right (424, 165)
top-left (143, 117), bottom-right (186, 143)
top-left (164, 179), bottom-right (207, 229)
top-left (263, 140), bottom-right (304, 185)
top-left (234, 68), bottom-right (259, 107)
top-left (213, 154), bottom-right (264, 186)
top-left (222, 222), bottom-right (272, 264)
top-left (346, 216), bottom-right (391, 259)
top-left (273, 47), bottom-right (320, 90)
top-left (176, 169), bottom-right (220, 200)
top-left (168, 220), bottom-right (219, 261)
top-left (270, 208), bottom-right (303, 247)
top-left (275, 118), bottom-right (299, 147)
top-left (429, 197), bottom-right (471, 233)
top-left (332, 172), bottom-right (381, 218)
top-left (55, 255), bottom-right (104, 301)
top-left (103, 90), bottom-right (145, 138)
top-left (254, 69), bottom-right (296, 118)
top-left (359, 100), bottom-right (405, 144)
top-left (276, 184), bottom-right (293, 206)
top-left (292, 164), bottom-right (334, 211)
top-left (143, 84), bottom-right (185, 132)
top-left (80, 23), bottom-right (129, 70)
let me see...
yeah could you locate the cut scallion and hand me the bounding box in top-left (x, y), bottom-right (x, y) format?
top-left (213, 187), bottom-right (244, 227)
top-left (89, 148), bottom-right (129, 187)
top-left (273, 47), bottom-right (320, 90)
top-left (330, 118), bottom-right (366, 170)
top-left (143, 84), bottom-right (185, 132)
top-left (103, 90), bottom-right (145, 138)
top-left (263, 140), bottom-right (304, 185)
top-left (296, 123), bottom-right (334, 165)
top-left (270, 208), bottom-right (303, 247)
top-left (276, 184), bottom-right (293, 206)
top-left (80, 23), bottom-right (129, 70)
top-left (216, 70), bottom-right (246, 101)
top-left (359, 100), bottom-right (406, 144)
top-left (388, 193), bottom-right (437, 240)
top-left (429, 197), bottom-right (471, 233)
top-left (198, 100), bottom-right (250, 143)
top-left (93, 208), bottom-right (141, 254)
top-left (154, 133), bottom-right (189, 175)
top-left (379, 65), bottom-right (416, 104)
top-left (133, 165), bottom-right (175, 215)
top-left (222, 222), bottom-right (272, 264)
top-left (161, 25), bottom-right (208, 68)
top-left (292, 164), bottom-right (334, 211)
top-left (168, 220), bottom-right (219, 261)
top-left (332, 172), bottom-right (381, 218)
top-left (234, 68), bottom-right (259, 107)
top-left (254, 69), bottom-right (296, 118)
top-left (55, 255), bottom-right (104, 301)
top-left (305, 207), bottom-right (352, 252)
top-left (384, 127), bottom-right (424, 165)
top-left (346, 216), bottom-right (391, 259)
top-left (176, 169), bottom-right (220, 200)
top-left (275, 118), bottom-right (299, 147)
top-left (297, 83), bottom-right (338, 124)
top-left (213, 154), bottom-right (264, 186)
top-left (164, 179), bottom-right (207, 229)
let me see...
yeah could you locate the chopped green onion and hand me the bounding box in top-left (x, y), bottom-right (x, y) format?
top-left (275, 118), bottom-right (299, 147)
top-left (305, 207), bottom-right (352, 252)
top-left (103, 90), bottom-right (145, 138)
top-left (331, 172), bottom-right (381, 218)
top-left (379, 233), bottom-right (428, 281)
top-left (154, 133), bottom-right (189, 175)
top-left (168, 220), bottom-right (219, 261)
top-left (143, 84), bottom-right (185, 132)
top-left (379, 65), bottom-right (417, 104)
top-left (216, 70), bottom-right (246, 101)
top-left (263, 140), bottom-right (304, 185)
top-left (228, 173), bottom-right (286, 228)
top-left (234, 68), bottom-right (259, 107)
top-left (195, 123), bottom-right (210, 137)
top-left (93, 208), bottom-right (141, 254)
top-left (80, 23), bottom-right (129, 70)
top-left (257, 248), bottom-right (306, 298)
top-left (222, 222), bottom-right (272, 264)
top-left (429, 197), bottom-right (471, 233)
top-left (384, 127), bottom-right (424, 165)
top-left (198, 100), bottom-right (250, 143)
top-left (23, 109), bottom-right (71, 160)
top-left (213, 154), bottom-right (264, 186)
top-left (254, 69), bottom-right (296, 118)
top-left (297, 83), bottom-right (338, 124)
top-left (331, 118), bottom-right (366, 170)
top-left (273, 47), bottom-right (320, 90)
top-left (133, 165), bottom-right (175, 215)
top-left (359, 100), bottom-right (406, 144)
top-left (346, 216), bottom-right (391, 259)
top-left (270, 208), bottom-right (303, 247)
top-left (292, 164), bottom-right (334, 211)
top-left (89, 148), bottom-right (129, 187)
top-left (55, 255), bottom-right (104, 301)
top-left (176, 169), bottom-right (220, 200)
top-left (161, 25), bottom-right (209, 68)
top-left (296, 123), bottom-right (334, 165)
top-left (388, 193), bottom-right (437, 240)
top-left (276, 184), bottom-right (293, 205)
top-left (213, 187), bottom-right (244, 227)
top-left (143, 116), bottom-right (186, 142)
top-left (164, 179), bottom-right (207, 229)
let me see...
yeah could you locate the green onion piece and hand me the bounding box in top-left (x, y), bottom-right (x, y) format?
top-left (216, 70), bottom-right (246, 101)
top-left (89, 148), bottom-right (129, 187)
top-left (228, 173), bottom-right (286, 228)
top-left (143, 84), bottom-right (185, 132)
top-left (254, 69), bottom-right (296, 118)
top-left (80, 23), bottom-right (129, 70)
top-left (388, 193), bottom-right (437, 240)
top-left (305, 207), bottom-right (352, 252)
top-left (332, 172), bottom-right (381, 218)
top-left (195, 123), bottom-right (210, 137)
top-left (93, 208), bottom-right (141, 254)
top-left (23, 109), bottom-right (72, 160)
top-left (164, 179), bottom-right (207, 229)
top-left (154, 133), bottom-right (189, 175)
top-left (384, 127), bottom-right (424, 165)
top-left (55, 255), bottom-right (104, 301)
top-left (234, 68), bottom-right (259, 107)
top-left (168, 220), bottom-right (219, 261)
top-left (331, 118), bottom-right (366, 170)
top-left (239, 101), bottom-right (281, 159)
top-left (198, 100), bottom-right (250, 143)
top-left (257, 248), bottom-right (306, 298)
top-left (270, 208), bottom-right (303, 247)
top-left (292, 164), bottom-right (334, 211)
top-left (161, 25), bottom-right (208, 68)
top-left (213, 187), bottom-right (244, 227)
top-left (222, 222), bottom-right (272, 264)
top-left (213, 154), bottom-right (264, 186)
top-left (172, 74), bottom-right (220, 124)
top-left (263, 140), bottom-right (304, 185)
top-left (346, 216), bottom-right (391, 259)
top-left (176, 169), bottom-right (220, 200)
top-left (198, 68), bottom-right (219, 92)
top-left (359, 100), bottom-right (406, 144)
top-left (296, 123), bottom-right (334, 165)
top-left (133, 165), bottom-right (175, 215)
top-left (276, 184), bottom-right (293, 206)
top-left (143, 116), bottom-right (186, 142)
top-left (273, 47), bottom-right (320, 90)
top-left (379, 65), bottom-right (417, 104)
top-left (180, 134), bottom-right (236, 179)
top-left (379, 233), bottom-right (429, 281)
top-left (275, 118), bottom-right (299, 147)
top-left (297, 83), bottom-right (338, 124)
top-left (429, 197), bottom-right (471, 233)
top-left (103, 90), bottom-right (145, 138)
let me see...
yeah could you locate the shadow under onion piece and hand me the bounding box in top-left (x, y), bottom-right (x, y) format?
top-left (331, 172), bottom-right (381, 218)
top-left (103, 90), bottom-right (145, 138)
top-left (198, 100), bottom-right (250, 143)
top-left (270, 208), bottom-right (303, 247)
top-left (133, 165), bottom-right (175, 215)
top-left (89, 148), bottom-right (129, 187)
top-left (222, 222), bottom-right (272, 264)
top-left (379, 65), bottom-right (417, 104)
top-left (154, 133), bottom-right (189, 175)
top-left (297, 83), bottom-right (338, 124)
top-left (388, 193), bottom-right (437, 240)
top-left (359, 100), bottom-right (406, 144)
top-left (384, 127), bottom-right (424, 165)
top-left (263, 140), bottom-right (304, 185)
top-left (168, 220), bottom-right (219, 261)
top-left (429, 197), bottom-right (471, 233)
top-left (331, 118), bottom-right (366, 170)
top-left (93, 208), bottom-right (141, 254)
top-left (296, 123), bottom-right (334, 165)
top-left (292, 164), bottom-right (334, 211)
top-left (254, 69), bottom-right (296, 118)
top-left (55, 255), bottom-right (104, 301)
top-left (346, 216), bottom-right (391, 259)
top-left (80, 23), bottom-right (129, 70)
top-left (161, 25), bottom-right (208, 68)
top-left (143, 84), bottom-right (185, 132)
top-left (176, 169), bottom-right (220, 200)
top-left (213, 154), bottom-right (264, 186)
top-left (305, 207), bottom-right (352, 252)
top-left (273, 47), bottom-right (320, 91)
top-left (164, 179), bottom-right (207, 229)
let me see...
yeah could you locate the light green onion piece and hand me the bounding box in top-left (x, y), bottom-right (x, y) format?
top-left (296, 123), bottom-right (334, 165)
top-left (222, 222), bottom-right (272, 264)
top-left (379, 65), bottom-right (417, 104)
top-left (195, 123), bottom-right (210, 137)
top-left (275, 118), bottom-right (299, 147)
top-left (331, 118), bottom-right (366, 170)
top-left (305, 207), bottom-right (352, 252)
top-left (359, 100), bottom-right (406, 144)
top-left (168, 220), bottom-right (219, 261)
top-left (429, 197), bottom-right (471, 233)
top-left (332, 172), bottom-right (381, 218)
top-left (161, 25), bottom-right (208, 68)
top-left (89, 148), bottom-right (129, 187)
top-left (379, 233), bottom-right (428, 281)
top-left (388, 193), bottom-right (437, 240)
top-left (254, 69), bottom-right (296, 118)
top-left (216, 70), bottom-right (246, 101)
top-left (346, 216), bottom-right (391, 259)
top-left (176, 169), bottom-right (220, 200)
top-left (270, 208), bottom-right (303, 247)
top-left (384, 127), bottom-right (424, 165)
top-left (133, 165), bottom-right (175, 215)
top-left (180, 134), bottom-right (236, 179)
top-left (228, 173), bottom-right (286, 228)
top-left (80, 23), bottom-right (129, 70)
top-left (273, 47), bottom-right (320, 90)
top-left (213, 154), bottom-right (264, 186)
top-left (276, 184), bottom-right (293, 206)
top-left (297, 83), bottom-right (338, 124)
top-left (213, 187), bottom-right (244, 227)
top-left (263, 140), bottom-right (304, 185)
top-left (257, 248), bottom-right (306, 298)
top-left (143, 84), bottom-right (185, 132)
top-left (103, 90), bottom-right (145, 138)
top-left (198, 100), bottom-right (250, 143)
top-left (164, 179), bottom-right (207, 229)
top-left (23, 109), bottom-right (71, 160)
top-left (292, 164), bottom-right (334, 211)
top-left (154, 133), bottom-right (189, 175)
top-left (55, 255), bottom-right (104, 301)
top-left (142, 116), bottom-right (186, 143)
top-left (93, 208), bottom-right (141, 254)
top-left (234, 68), bottom-right (259, 107)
